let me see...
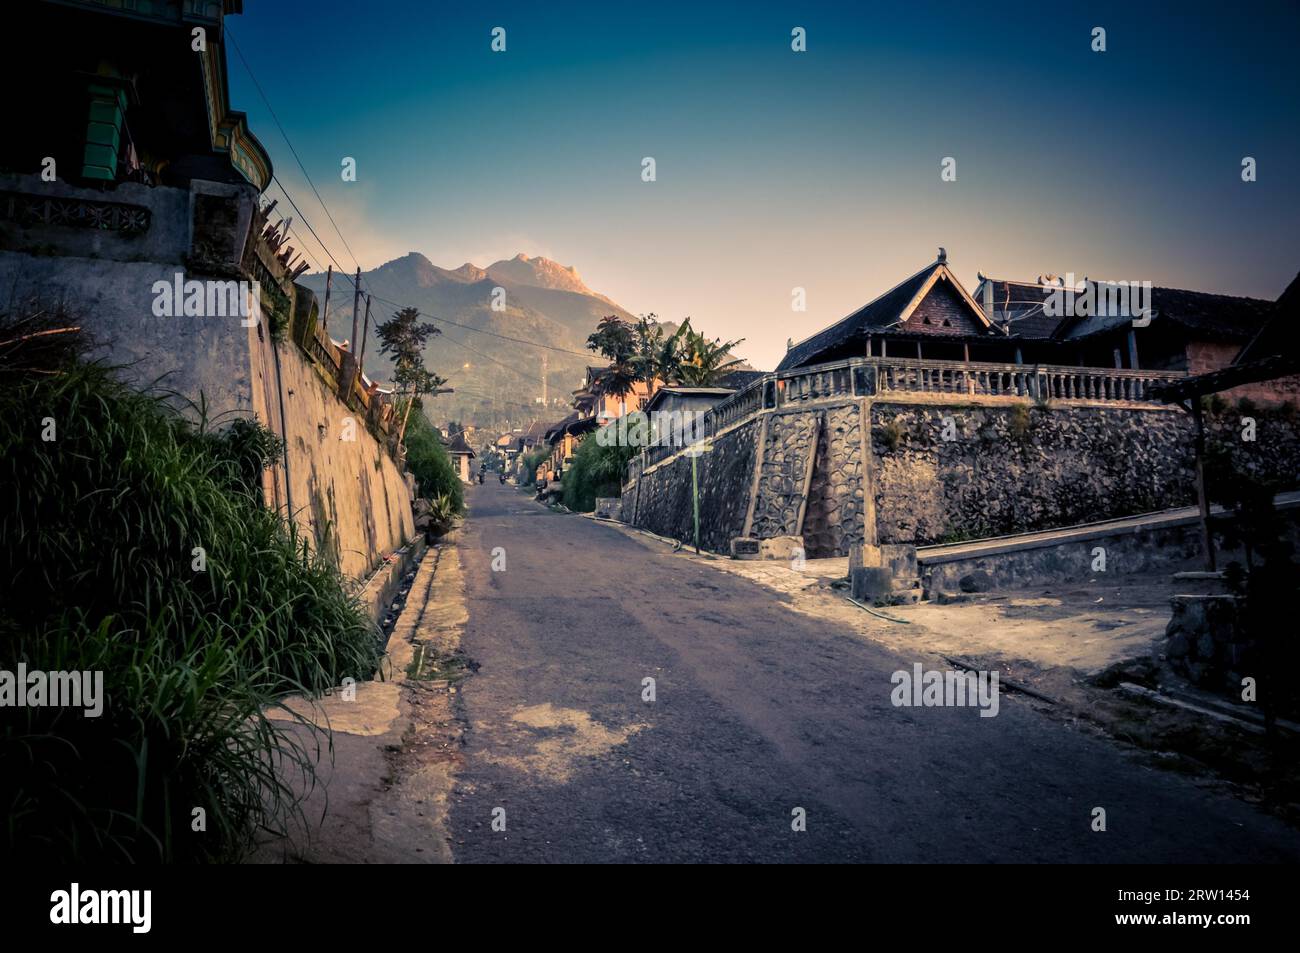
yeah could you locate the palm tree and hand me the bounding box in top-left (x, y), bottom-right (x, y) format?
top-left (672, 319), bottom-right (745, 386)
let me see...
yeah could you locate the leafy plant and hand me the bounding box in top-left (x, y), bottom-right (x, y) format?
top-left (375, 306), bottom-right (447, 443)
top-left (0, 307), bottom-right (378, 862)
top-left (561, 435), bottom-right (639, 512)
top-left (1009, 402), bottom-right (1032, 440)
top-left (402, 404), bottom-right (464, 516)
top-left (673, 318), bottom-right (744, 387)
top-left (879, 416), bottom-right (905, 451)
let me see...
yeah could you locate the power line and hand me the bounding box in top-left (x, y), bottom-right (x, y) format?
top-left (365, 290), bottom-right (593, 357)
top-left (225, 27), bottom-right (361, 274)
top-left (226, 30), bottom-right (599, 391)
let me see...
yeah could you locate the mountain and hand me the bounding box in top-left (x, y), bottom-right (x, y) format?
top-left (298, 252), bottom-right (638, 431)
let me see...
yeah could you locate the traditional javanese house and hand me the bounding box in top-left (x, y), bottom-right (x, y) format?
top-left (779, 250), bottom-right (1278, 388)
top-left (778, 249), bottom-right (1014, 370)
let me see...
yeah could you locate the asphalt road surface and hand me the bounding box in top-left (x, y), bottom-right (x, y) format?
top-left (446, 482), bottom-right (1300, 863)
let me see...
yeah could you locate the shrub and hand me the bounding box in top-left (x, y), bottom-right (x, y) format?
top-left (561, 433), bottom-right (638, 512)
top-left (402, 405), bottom-right (464, 516)
top-left (879, 416), bottom-right (905, 451)
top-left (1009, 402), bottom-right (1032, 441)
top-left (519, 447), bottom-right (550, 486)
top-left (0, 309), bottom-right (379, 862)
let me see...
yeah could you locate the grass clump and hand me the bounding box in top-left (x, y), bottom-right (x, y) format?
top-left (0, 307), bottom-right (380, 862)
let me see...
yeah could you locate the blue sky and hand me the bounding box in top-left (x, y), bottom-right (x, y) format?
top-left (227, 0), bottom-right (1300, 370)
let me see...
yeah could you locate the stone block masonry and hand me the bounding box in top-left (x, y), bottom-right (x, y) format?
top-left (624, 416), bottom-right (759, 552)
top-left (870, 402), bottom-right (1194, 546)
top-left (622, 390), bottom-right (1300, 561)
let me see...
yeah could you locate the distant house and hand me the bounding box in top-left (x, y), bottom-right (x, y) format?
top-left (447, 431), bottom-right (476, 483)
top-left (572, 365), bottom-right (655, 421)
top-left (541, 411), bottom-right (599, 484)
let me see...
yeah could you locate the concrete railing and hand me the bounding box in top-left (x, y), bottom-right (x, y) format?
top-left (871, 357), bottom-right (1184, 403)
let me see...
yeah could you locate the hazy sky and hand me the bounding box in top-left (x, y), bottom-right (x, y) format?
top-left (227, 1), bottom-right (1300, 371)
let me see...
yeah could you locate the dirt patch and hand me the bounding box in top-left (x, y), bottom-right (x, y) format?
top-left (481, 703), bottom-right (647, 784)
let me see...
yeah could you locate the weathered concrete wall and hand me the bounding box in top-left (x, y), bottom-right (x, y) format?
top-left (252, 332), bottom-right (414, 580)
top-left (0, 252), bottom-right (258, 418)
top-left (0, 174), bottom-right (259, 419)
top-left (1, 173), bottom-right (413, 581)
top-left (921, 522), bottom-right (1204, 593)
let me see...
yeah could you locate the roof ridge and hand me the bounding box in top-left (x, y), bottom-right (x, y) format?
top-left (784, 258), bottom-right (943, 354)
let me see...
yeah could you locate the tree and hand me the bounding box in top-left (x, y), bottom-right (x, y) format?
top-left (631, 313), bottom-right (687, 385)
top-left (673, 318), bottom-right (745, 386)
top-left (376, 307), bottom-right (447, 443)
top-left (586, 315), bottom-right (640, 405)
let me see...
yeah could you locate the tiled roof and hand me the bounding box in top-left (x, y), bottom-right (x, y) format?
top-left (777, 253), bottom-right (999, 370)
top-left (715, 368), bottom-right (768, 389)
top-left (979, 279), bottom-right (1069, 340)
top-left (1235, 271), bottom-right (1300, 366)
top-left (1061, 285), bottom-right (1274, 341)
top-left (544, 412), bottom-right (579, 442)
top-left (979, 276), bottom-right (1277, 344)
top-left (448, 432), bottom-right (475, 456)
top-left (778, 263), bottom-right (936, 370)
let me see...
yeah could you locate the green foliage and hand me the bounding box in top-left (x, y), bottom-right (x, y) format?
top-left (376, 307), bottom-right (446, 423)
top-left (879, 416), bottom-right (905, 451)
top-left (673, 317), bottom-right (745, 387)
top-left (402, 406), bottom-right (464, 516)
top-left (561, 435), bottom-right (639, 512)
top-left (1009, 402), bottom-right (1032, 440)
top-left (425, 492), bottom-right (459, 537)
top-left (587, 313), bottom-right (744, 391)
top-left (586, 314), bottom-right (636, 365)
top-left (519, 446), bottom-right (550, 486)
top-left (0, 316), bottom-right (379, 862)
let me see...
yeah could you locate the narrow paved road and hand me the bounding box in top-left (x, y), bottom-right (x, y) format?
top-left (446, 482), bottom-right (1300, 862)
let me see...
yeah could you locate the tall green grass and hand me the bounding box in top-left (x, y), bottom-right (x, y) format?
top-left (0, 309), bottom-right (381, 862)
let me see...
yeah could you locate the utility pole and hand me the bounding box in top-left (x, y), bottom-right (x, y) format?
top-left (350, 267), bottom-right (362, 358)
top-left (320, 264), bottom-right (333, 334)
top-left (344, 266), bottom-right (361, 404)
top-left (542, 353), bottom-right (548, 407)
top-left (358, 294), bottom-right (372, 375)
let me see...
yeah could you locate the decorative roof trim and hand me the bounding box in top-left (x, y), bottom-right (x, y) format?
top-left (896, 264), bottom-right (1004, 335)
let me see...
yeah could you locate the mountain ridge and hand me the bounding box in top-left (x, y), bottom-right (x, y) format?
top-left (297, 251), bottom-right (637, 429)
